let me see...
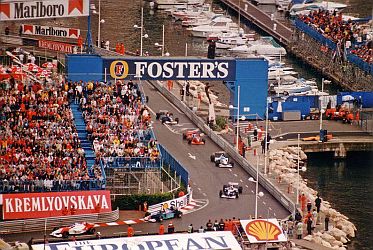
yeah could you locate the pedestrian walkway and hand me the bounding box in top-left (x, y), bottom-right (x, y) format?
top-left (70, 102), bottom-right (96, 172)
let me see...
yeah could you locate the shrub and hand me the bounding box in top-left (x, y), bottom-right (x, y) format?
top-left (112, 193), bottom-right (173, 210)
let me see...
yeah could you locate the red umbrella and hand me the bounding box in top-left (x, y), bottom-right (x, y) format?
top-left (42, 62), bottom-right (57, 69)
top-left (25, 63), bottom-right (38, 72)
top-left (11, 66), bottom-right (22, 73)
top-left (36, 71), bottom-right (51, 78)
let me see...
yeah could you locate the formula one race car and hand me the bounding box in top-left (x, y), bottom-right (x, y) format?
top-left (144, 208), bottom-right (182, 223)
top-left (187, 133), bottom-right (206, 145)
top-left (182, 129), bottom-right (200, 140)
top-left (219, 182), bottom-right (243, 199)
top-left (50, 222), bottom-right (96, 238)
top-left (156, 110), bottom-right (179, 125)
top-left (210, 151), bottom-right (234, 168)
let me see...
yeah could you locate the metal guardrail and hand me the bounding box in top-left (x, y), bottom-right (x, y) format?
top-left (149, 80), bottom-right (295, 214)
top-left (0, 209), bottom-right (119, 234)
top-left (100, 157), bottom-right (161, 169)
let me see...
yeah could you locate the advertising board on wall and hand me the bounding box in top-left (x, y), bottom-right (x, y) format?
top-left (22, 24), bottom-right (80, 39)
top-left (39, 39), bottom-right (75, 53)
top-left (0, 190), bottom-right (111, 220)
top-left (0, 0), bottom-right (89, 21)
top-left (147, 192), bottom-right (191, 214)
top-left (32, 231), bottom-right (242, 250)
top-left (240, 219), bottom-right (288, 243)
top-left (103, 58), bottom-right (236, 81)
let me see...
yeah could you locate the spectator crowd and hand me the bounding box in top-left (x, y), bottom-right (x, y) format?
top-left (0, 72), bottom-right (103, 193)
top-left (298, 9), bottom-right (372, 64)
top-left (77, 79), bottom-right (160, 162)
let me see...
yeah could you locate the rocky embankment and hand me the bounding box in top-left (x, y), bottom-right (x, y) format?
top-left (269, 147), bottom-right (357, 250)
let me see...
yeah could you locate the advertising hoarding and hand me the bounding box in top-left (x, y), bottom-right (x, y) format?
top-left (22, 24), bottom-right (80, 39)
top-left (0, 0), bottom-right (89, 21)
top-left (240, 219), bottom-right (288, 243)
top-left (1, 190), bottom-right (111, 220)
top-left (103, 57), bottom-right (236, 81)
top-left (38, 39), bottom-right (75, 53)
top-left (32, 231), bottom-right (242, 250)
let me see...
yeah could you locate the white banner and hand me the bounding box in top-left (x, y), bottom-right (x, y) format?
top-left (22, 24), bottom-right (80, 39)
top-left (240, 219), bottom-right (288, 243)
top-left (147, 192), bottom-right (191, 214)
top-left (0, 0), bottom-right (89, 21)
top-left (32, 231), bottom-right (242, 250)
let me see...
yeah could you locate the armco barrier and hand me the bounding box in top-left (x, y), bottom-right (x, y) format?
top-left (149, 80), bottom-right (295, 214)
top-left (0, 209), bottom-right (119, 234)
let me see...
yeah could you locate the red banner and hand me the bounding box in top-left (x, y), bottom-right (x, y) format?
top-left (1, 190), bottom-right (111, 220)
top-left (38, 39), bottom-right (75, 53)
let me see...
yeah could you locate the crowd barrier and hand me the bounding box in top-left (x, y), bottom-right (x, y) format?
top-left (0, 209), bottom-right (119, 234)
top-left (147, 191), bottom-right (192, 214)
top-left (100, 157), bottom-right (161, 169)
top-left (293, 18), bottom-right (373, 75)
top-left (149, 80), bottom-right (295, 214)
top-left (0, 179), bottom-right (105, 194)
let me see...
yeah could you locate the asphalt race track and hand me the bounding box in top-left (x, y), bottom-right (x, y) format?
top-left (1, 81), bottom-right (289, 243)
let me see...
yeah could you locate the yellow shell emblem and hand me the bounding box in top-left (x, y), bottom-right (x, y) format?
top-left (246, 220), bottom-right (281, 241)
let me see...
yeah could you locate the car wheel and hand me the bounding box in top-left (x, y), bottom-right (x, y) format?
top-left (182, 134), bottom-right (186, 140)
top-left (62, 231), bottom-right (69, 238)
top-left (235, 193), bottom-right (239, 199)
top-left (175, 118), bottom-right (179, 124)
top-left (159, 217), bottom-right (163, 222)
top-left (202, 138), bottom-right (206, 143)
top-left (238, 186), bottom-right (243, 194)
top-left (215, 161), bottom-right (219, 167)
top-left (53, 227), bottom-right (59, 231)
top-left (156, 113), bottom-right (160, 120)
top-left (223, 185), bottom-right (228, 190)
top-left (219, 190), bottom-right (223, 197)
top-left (88, 228), bottom-right (96, 234)
top-left (177, 213), bottom-right (182, 218)
top-left (188, 140), bottom-right (191, 144)
top-left (210, 155), bottom-right (214, 162)
top-left (231, 162), bottom-right (234, 167)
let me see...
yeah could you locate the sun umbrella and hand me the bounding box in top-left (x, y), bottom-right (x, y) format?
top-left (42, 62), bottom-right (57, 69)
top-left (11, 66), bottom-right (22, 73)
top-left (24, 63), bottom-right (38, 72)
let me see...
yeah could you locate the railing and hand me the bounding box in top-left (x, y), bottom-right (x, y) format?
top-left (149, 80), bottom-right (296, 214)
top-left (0, 179), bottom-right (105, 194)
top-left (159, 145), bottom-right (189, 187)
top-left (0, 209), bottom-right (119, 234)
top-left (100, 157), bottom-right (161, 169)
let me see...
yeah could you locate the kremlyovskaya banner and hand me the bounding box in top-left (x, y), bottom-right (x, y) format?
top-left (0, 0), bottom-right (89, 21)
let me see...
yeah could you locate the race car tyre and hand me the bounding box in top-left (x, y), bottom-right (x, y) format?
top-left (158, 217), bottom-right (163, 223)
top-left (235, 193), bottom-right (239, 199)
top-left (177, 213), bottom-right (182, 218)
top-left (145, 212), bottom-right (150, 216)
top-left (156, 113), bottom-right (160, 120)
top-left (210, 155), bottom-right (214, 162)
top-left (188, 139), bottom-right (192, 144)
top-left (88, 228), bottom-right (96, 234)
top-left (215, 161), bottom-right (219, 167)
top-left (223, 185), bottom-right (228, 190)
top-left (230, 162), bottom-right (234, 167)
top-left (182, 134), bottom-right (186, 140)
top-left (202, 138), bottom-right (206, 143)
top-left (238, 186), bottom-right (243, 194)
top-left (62, 231), bottom-right (69, 239)
top-left (219, 190), bottom-right (223, 198)
top-left (53, 227), bottom-right (59, 231)
top-left (175, 118), bottom-right (179, 124)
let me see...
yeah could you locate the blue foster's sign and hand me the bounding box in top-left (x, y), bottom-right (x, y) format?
top-left (103, 57), bottom-right (236, 81)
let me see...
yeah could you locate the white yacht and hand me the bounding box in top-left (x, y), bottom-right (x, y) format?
top-left (229, 42), bottom-right (287, 57)
top-left (182, 13), bottom-right (223, 27)
top-left (190, 17), bottom-right (242, 38)
top-left (289, 1), bottom-right (347, 16)
top-left (172, 4), bottom-right (211, 21)
top-left (212, 32), bottom-right (256, 49)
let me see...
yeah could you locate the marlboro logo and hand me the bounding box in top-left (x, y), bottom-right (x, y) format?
top-left (22, 24), bottom-right (80, 39)
top-left (0, 0), bottom-right (89, 21)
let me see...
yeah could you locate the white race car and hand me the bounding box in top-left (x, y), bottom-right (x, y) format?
top-left (210, 151), bottom-right (234, 168)
top-left (219, 182), bottom-right (243, 199)
top-left (50, 222), bottom-right (96, 238)
top-left (156, 110), bottom-right (179, 125)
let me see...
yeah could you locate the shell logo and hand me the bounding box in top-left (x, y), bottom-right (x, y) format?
top-left (246, 220), bottom-right (281, 241)
top-left (162, 203), bottom-right (169, 210)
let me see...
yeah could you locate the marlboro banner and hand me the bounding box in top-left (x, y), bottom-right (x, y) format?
top-left (39, 39), bottom-right (75, 53)
top-left (0, 190), bottom-right (112, 220)
top-left (22, 24), bottom-right (80, 39)
top-left (0, 0), bottom-right (89, 21)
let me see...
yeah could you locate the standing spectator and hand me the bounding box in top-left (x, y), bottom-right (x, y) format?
top-left (167, 221), bottom-right (175, 234)
top-left (206, 219), bottom-right (213, 231)
top-left (187, 224), bottom-right (194, 233)
top-left (213, 220), bottom-right (219, 231)
top-left (159, 224), bottom-right (165, 235)
top-left (167, 80), bottom-right (173, 91)
top-left (218, 219), bottom-right (225, 231)
top-left (295, 211), bottom-right (302, 222)
top-left (312, 209), bottom-right (318, 227)
top-left (204, 82), bottom-right (211, 104)
top-left (296, 221), bottom-right (303, 239)
top-left (307, 218), bottom-right (313, 235)
top-left (307, 200), bottom-right (312, 212)
top-left (105, 40), bottom-right (110, 50)
top-left (253, 126), bottom-right (258, 141)
top-left (127, 225), bottom-right (134, 237)
top-left (315, 194), bottom-right (322, 213)
top-left (261, 139), bottom-right (266, 154)
top-left (198, 226), bottom-right (204, 233)
top-left (5, 26), bottom-right (10, 35)
top-left (325, 213), bottom-right (330, 231)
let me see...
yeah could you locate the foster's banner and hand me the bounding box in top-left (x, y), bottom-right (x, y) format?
top-left (0, 0), bottom-right (89, 21)
top-left (22, 24), bottom-right (80, 39)
top-left (104, 57), bottom-right (236, 81)
top-left (1, 190), bottom-right (111, 220)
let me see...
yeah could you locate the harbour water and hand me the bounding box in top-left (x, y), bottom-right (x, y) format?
top-left (304, 152), bottom-right (373, 250)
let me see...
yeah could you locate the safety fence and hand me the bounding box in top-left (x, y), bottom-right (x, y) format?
top-left (159, 145), bottom-right (189, 187)
top-left (0, 209), bottom-right (119, 234)
top-left (149, 80), bottom-right (295, 214)
top-left (100, 157), bottom-right (161, 169)
top-left (293, 18), bottom-right (373, 75)
top-left (0, 179), bottom-right (105, 194)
